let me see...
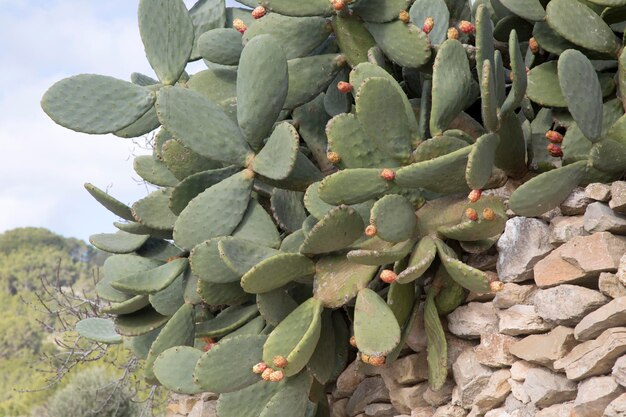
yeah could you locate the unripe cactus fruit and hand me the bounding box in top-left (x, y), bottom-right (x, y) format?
top-left (349, 335), bottom-right (357, 348)
top-left (368, 355), bottom-right (386, 367)
top-left (490, 281), bottom-right (504, 293)
top-left (482, 208), bottom-right (495, 221)
top-left (337, 81), bottom-right (353, 94)
top-left (399, 11), bottom-right (410, 24)
top-left (233, 18), bottom-right (247, 34)
top-left (269, 370), bottom-right (285, 382)
top-left (365, 225), bottom-right (377, 237)
top-left (468, 189), bottom-right (482, 203)
top-left (380, 269), bottom-right (397, 284)
top-left (423, 17), bottom-right (434, 34)
top-left (252, 362), bottom-right (268, 374)
top-left (459, 20), bottom-right (475, 34)
top-left (465, 208), bottom-right (478, 221)
top-left (327, 151), bottom-right (341, 164)
top-left (547, 143), bottom-right (563, 157)
top-left (261, 368), bottom-right (273, 381)
top-left (332, 0), bottom-right (346, 11)
top-left (360, 353), bottom-right (371, 364)
top-left (529, 37), bottom-right (539, 54)
top-left (380, 168), bottom-right (396, 181)
top-left (447, 27), bottom-right (459, 40)
top-left (272, 355), bottom-right (288, 368)
top-left (251, 6), bottom-right (266, 19)
top-left (545, 130), bottom-right (564, 144)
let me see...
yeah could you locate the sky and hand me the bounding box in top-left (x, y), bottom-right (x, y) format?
top-left (0, 0), bottom-right (239, 242)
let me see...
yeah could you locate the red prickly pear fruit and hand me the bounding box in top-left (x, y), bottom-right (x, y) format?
top-left (380, 269), bottom-right (397, 284)
top-left (547, 143), bottom-right (563, 157)
top-left (261, 368), bottom-right (273, 381)
top-left (482, 208), bottom-right (495, 221)
top-left (337, 81), bottom-right (353, 94)
top-left (269, 370), bottom-right (285, 382)
top-left (468, 189), bottom-right (482, 203)
top-left (332, 0), bottom-right (346, 11)
top-left (423, 17), bottom-right (434, 34)
top-left (380, 168), bottom-right (396, 181)
top-left (349, 335), bottom-right (357, 348)
top-left (447, 27), bottom-right (459, 40)
top-left (365, 225), bottom-right (377, 237)
top-left (459, 20), bottom-right (475, 34)
top-left (272, 356), bottom-right (288, 369)
top-left (252, 362), bottom-right (268, 374)
top-left (233, 18), bottom-right (247, 33)
top-left (327, 151), bottom-right (341, 164)
top-left (369, 355), bottom-right (386, 367)
top-left (545, 130), bottom-right (564, 144)
top-left (529, 37), bottom-right (539, 54)
top-left (490, 281), bottom-right (504, 293)
top-left (251, 6), bottom-right (266, 19)
top-left (360, 353), bottom-right (371, 364)
top-left (398, 10), bottom-right (410, 23)
top-left (465, 208), bottom-right (478, 221)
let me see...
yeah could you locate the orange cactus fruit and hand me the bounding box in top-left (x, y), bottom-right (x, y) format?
top-left (252, 362), bottom-right (268, 374)
top-left (272, 356), bottom-right (288, 369)
top-left (380, 168), bottom-right (396, 181)
top-left (423, 17), bottom-right (434, 34)
top-left (269, 370), bottom-right (285, 382)
top-left (465, 208), bottom-right (478, 221)
top-left (365, 225), bottom-right (378, 237)
top-left (380, 269), bottom-right (398, 284)
top-left (233, 18), bottom-right (247, 33)
top-left (483, 208), bottom-right (496, 221)
top-left (337, 81), bottom-right (353, 94)
top-left (251, 6), bottom-right (266, 19)
top-left (459, 20), bottom-right (475, 34)
top-left (468, 189), bottom-right (482, 203)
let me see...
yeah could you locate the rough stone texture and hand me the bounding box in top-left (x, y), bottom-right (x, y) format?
top-left (599, 272), bottom-right (626, 299)
top-left (619, 254), bottom-right (626, 287)
top-left (331, 398), bottom-right (349, 417)
top-left (363, 403), bottom-right (396, 417)
top-left (549, 216), bottom-right (587, 246)
top-left (508, 379), bottom-right (530, 404)
top-left (609, 181), bottom-right (626, 214)
top-left (188, 400), bottom-right (217, 417)
top-left (474, 333), bottom-right (518, 368)
top-left (539, 207), bottom-right (563, 223)
top-left (422, 379), bottom-right (454, 407)
top-left (387, 383), bottom-right (428, 414)
top-left (534, 232), bottom-right (626, 287)
top-left (575, 297), bottom-right (626, 341)
top-left (410, 407), bottom-right (434, 417)
top-left (560, 187), bottom-right (592, 215)
top-left (509, 403), bottom-right (539, 416)
top-left (510, 361), bottom-right (538, 382)
top-left (336, 360), bottom-right (367, 398)
top-left (604, 393), bottom-right (626, 417)
top-left (522, 368), bottom-right (577, 408)
top-left (386, 353), bottom-right (428, 385)
top-left (447, 302), bottom-right (499, 339)
top-left (534, 402), bottom-right (574, 417)
top-left (554, 327), bottom-right (626, 381)
top-left (492, 284), bottom-right (537, 309)
top-left (471, 370), bottom-right (512, 415)
top-left (584, 202), bottom-right (626, 234)
top-left (432, 404), bottom-right (467, 417)
top-left (509, 326), bottom-right (578, 370)
top-left (533, 285), bottom-right (609, 326)
top-left (406, 305), bottom-right (427, 353)
top-left (498, 305), bottom-right (554, 336)
top-left (465, 251), bottom-right (498, 272)
top-left (446, 334), bottom-right (477, 372)
top-left (496, 218), bottom-right (554, 283)
top-left (585, 183), bottom-right (612, 202)
top-left (452, 349), bottom-right (494, 409)
top-left (504, 393), bottom-right (524, 412)
top-left (346, 377), bottom-right (390, 416)
top-left (484, 409), bottom-right (510, 417)
top-left (612, 355), bottom-right (626, 387)
top-left (572, 376), bottom-right (625, 417)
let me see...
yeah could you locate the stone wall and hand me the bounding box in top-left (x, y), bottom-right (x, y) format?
top-left (167, 181), bottom-right (626, 417)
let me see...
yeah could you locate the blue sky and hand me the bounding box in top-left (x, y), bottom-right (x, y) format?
top-left (0, 0), bottom-right (239, 242)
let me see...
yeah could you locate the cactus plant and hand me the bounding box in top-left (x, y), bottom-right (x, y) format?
top-left (42, 0), bottom-right (626, 415)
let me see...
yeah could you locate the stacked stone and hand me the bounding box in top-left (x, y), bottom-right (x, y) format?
top-left (166, 393), bottom-right (218, 417)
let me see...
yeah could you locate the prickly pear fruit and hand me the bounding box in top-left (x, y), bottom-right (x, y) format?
top-left (269, 370), bottom-right (284, 382)
top-left (490, 281), bottom-right (504, 293)
top-left (368, 355), bottom-right (386, 367)
top-left (545, 130), bottom-right (564, 144)
top-left (380, 269), bottom-right (397, 284)
top-left (327, 151), bottom-right (341, 164)
top-left (459, 21), bottom-right (475, 34)
top-left (529, 37), bottom-right (539, 54)
top-left (468, 189), bottom-right (482, 203)
top-left (482, 208), bottom-right (495, 221)
top-left (447, 27), bottom-right (459, 40)
top-left (272, 356), bottom-right (288, 368)
top-left (349, 335), bottom-right (357, 348)
top-left (423, 17), bottom-right (434, 34)
top-left (547, 144), bottom-right (563, 157)
top-left (332, 0), bottom-right (346, 11)
top-left (261, 368), bottom-right (273, 381)
top-left (337, 81), bottom-right (353, 94)
top-left (380, 168), bottom-right (396, 181)
top-left (253, 362), bottom-right (268, 374)
top-left (465, 208), bottom-right (478, 221)
top-left (399, 11), bottom-right (410, 24)
top-left (233, 18), bottom-right (247, 34)
top-left (365, 225), bottom-right (377, 237)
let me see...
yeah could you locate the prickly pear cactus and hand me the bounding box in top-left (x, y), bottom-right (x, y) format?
top-left (43, 0), bottom-right (626, 415)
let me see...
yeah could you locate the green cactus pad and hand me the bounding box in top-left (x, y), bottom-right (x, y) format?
top-left (257, 290), bottom-right (298, 326)
top-left (430, 40), bottom-right (474, 136)
top-left (97, 255), bottom-right (162, 302)
top-left (102, 295), bottom-right (150, 315)
top-left (111, 258), bottom-right (188, 295)
top-left (217, 380), bottom-right (283, 417)
top-left (218, 238), bottom-right (280, 276)
top-left (263, 298), bottom-right (323, 377)
top-left (409, 0), bottom-right (449, 45)
top-left (262, 0), bottom-right (333, 16)
top-left (424, 288), bottom-right (447, 390)
top-left (251, 123), bottom-right (299, 180)
top-left (304, 182), bottom-right (335, 220)
top-left (222, 315), bottom-right (266, 341)
top-left (173, 170), bottom-right (253, 249)
top-left (347, 238), bottom-right (415, 266)
top-left (499, 0), bottom-right (546, 20)
top-left (354, 0), bottom-right (407, 22)
top-left (134, 155), bottom-right (179, 187)
top-left (480, 61), bottom-right (499, 133)
top-left (354, 288), bottom-right (401, 356)
top-left (546, 0), bottom-right (621, 55)
top-left (131, 72), bottom-right (158, 86)
top-left (495, 113), bottom-right (528, 179)
top-left (150, 273), bottom-right (186, 316)
top-left (270, 189), bottom-right (307, 233)
top-left (161, 139), bottom-right (221, 181)
top-left (526, 61), bottom-right (567, 107)
top-left (113, 221), bottom-right (171, 240)
top-left (138, 238), bottom-right (183, 262)
top-left (115, 307), bottom-right (171, 337)
top-left (318, 169), bottom-right (392, 205)
top-left (466, 133), bottom-right (500, 190)
top-left (365, 21), bottom-right (431, 68)
top-left (435, 267), bottom-right (466, 315)
top-left (190, 238), bottom-right (240, 283)
top-left (84, 183), bottom-right (135, 221)
top-left (396, 236), bottom-right (437, 284)
top-left (558, 49), bottom-right (604, 142)
top-left (285, 54), bottom-right (344, 109)
top-left (435, 239), bottom-right (491, 293)
top-left (189, 0), bottom-right (226, 60)
top-left (194, 334), bottom-right (267, 393)
top-left (169, 166), bottom-right (241, 215)
top-left (396, 147), bottom-right (472, 193)
top-left (387, 281), bottom-right (416, 328)
top-left (114, 105), bottom-right (160, 139)
top-left (154, 346), bottom-right (203, 394)
top-left (280, 230), bottom-right (307, 254)
top-left (332, 15), bottom-right (376, 67)
top-left (292, 95), bottom-right (333, 172)
top-left (187, 68), bottom-right (237, 106)
top-left (369, 195), bottom-right (417, 243)
top-left (313, 254), bottom-right (378, 308)
top-left (307, 311), bottom-right (335, 385)
top-left (509, 160), bottom-right (588, 216)
top-left (41, 74), bottom-right (156, 134)
top-left (233, 199), bottom-right (281, 248)
top-left (475, 5), bottom-right (495, 79)
top-left (589, 139), bottom-right (626, 173)
top-left (132, 188), bottom-right (178, 231)
top-left (300, 206), bottom-right (364, 255)
top-left (242, 253), bottom-right (316, 294)
top-left (197, 28), bottom-right (243, 66)
top-left (196, 305), bottom-right (259, 337)
top-left (494, 51), bottom-right (506, 107)
top-left (124, 327), bottom-right (162, 360)
top-left (438, 197), bottom-right (507, 241)
top-left (532, 21), bottom-right (578, 56)
top-left (501, 31), bottom-right (527, 117)
top-left (156, 86), bottom-right (253, 166)
top-left (413, 136), bottom-right (469, 162)
top-left (258, 151), bottom-right (324, 192)
top-left (243, 14), bottom-right (331, 60)
top-left (196, 280), bottom-right (249, 307)
top-left (89, 231), bottom-right (150, 254)
top-left (76, 318), bottom-right (123, 344)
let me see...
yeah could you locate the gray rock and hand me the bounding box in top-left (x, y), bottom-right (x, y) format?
top-left (534, 402), bottom-right (574, 417)
top-left (612, 355), bottom-right (626, 387)
top-left (585, 183), bottom-right (612, 202)
top-left (599, 272), bottom-right (626, 299)
top-left (510, 361), bottom-right (538, 382)
top-left (560, 187), bottom-right (592, 215)
top-left (447, 302), bottom-right (499, 339)
top-left (432, 404), bottom-right (467, 417)
top-left (496, 218), bottom-right (554, 283)
top-left (331, 398), bottom-right (349, 417)
top-left (492, 283), bottom-right (537, 309)
top-left (363, 403), bottom-right (396, 417)
top-left (509, 403), bottom-right (539, 417)
top-left (549, 216), bottom-right (587, 246)
top-left (509, 326), bottom-right (578, 370)
top-left (471, 370), bottom-right (512, 415)
top-left (609, 181), bottom-right (626, 214)
top-left (504, 392), bottom-right (524, 412)
top-left (452, 349), bottom-right (494, 409)
top-left (618, 254), bottom-right (626, 287)
top-left (474, 333), bottom-right (519, 368)
top-left (573, 376), bottom-right (625, 417)
top-left (575, 297), bottom-right (626, 341)
top-left (335, 360), bottom-right (367, 398)
top-left (446, 334), bottom-right (478, 371)
top-left (498, 305), bottom-right (554, 336)
top-left (533, 285), bottom-right (609, 326)
top-left (539, 207), bottom-right (563, 223)
top-left (386, 353), bottom-right (428, 385)
top-left (387, 383), bottom-right (428, 414)
top-left (604, 393), bottom-right (626, 417)
top-left (522, 368), bottom-right (577, 408)
top-left (406, 304), bottom-right (427, 353)
top-left (346, 377), bottom-right (390, 416)
top-left (484, 408), bottom-right (510, 417)
top-left (422, 378), bottom-right (454, 406)
top-left (188, 400), bottom-right (218, 417)
top-left (584, 202), bottom-right (626, 234)
top-left (409, 407), bottom-right (435, 417)
top-left (508, 379), bottom-right (530, 404)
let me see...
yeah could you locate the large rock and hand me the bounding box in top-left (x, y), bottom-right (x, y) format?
top-left (508, 378), bottom-right (530, 404)
top-left (604, 393), bottom-right (626, 417)
top-left (497, 305), bottom-right (553, 336)
top-left (363, 403), bottom-right (396, 417)
top-left (452, 349), bottom-right (494, 409)
top-left (492, 283), bottom-right (537, 309)
top-left (387, 383), bottom-right (428, 414)
top-left (585, 183), bottom-right (612, 202)
top-left (471, 370), bottom-right (512, 415)
top-left (522, 368), bottom-right (577, 408)
top-left (474, 333), bottom-right (518, 368)
top-left (599, 272), bottom-right (626, 299)
top-left (188, 400), bottom-right (218, 417)
top-left (584, 202), bottom-right (626, 234)
top-left (422, 379), bottom-right (454, 406)
top-left (612, 355), bottom-right (626, 387)
top-left (410, 407), bottom-right (434, 417)
top-left (496, 218), bottom-right (553, 283)
top-left (609, 181), bottom-right (626, 214)
top-left (554, 327), bottom-right (626, 381)
top-left (346, 377), bottom-right (390, 416)
top-left (575, 297), bottom-right (626, 341)
top-left (446, 334), bottom-right (478, 372)
top-left (447, 302), bottom-right (499, 339)
top-left (509, 326), bottom-right (578, 370)
top-left (534, 402), bottom-right (574, 417)
top-left (534, 232), bottom-right (626, 288)
top-left (432, 404), bottom-right (467, 417)
top-left (549, 216), bottom-right (587, 246)
top-left (331, 398), bottom-right (349, 417)
top-left (560, 187), bottom-right (592, 215)
top-left (386, 353), bottom-right (428, 385)
top-left (510, 360), bottom-right (538, 382)
top-left (533, 285), bottom-right (609, 326)
top-left (618, 254), bottom-right (626, 287)
top-left (572, 376), bottom-right (625, 417)
top-left (406, 305), bottom-right (427, 353)
top-left (335, 360), bottom-right (367, 398)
